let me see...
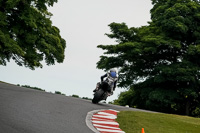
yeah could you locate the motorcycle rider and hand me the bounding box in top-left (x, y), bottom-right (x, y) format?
top-left (93, 68), bottom-right (118, 95)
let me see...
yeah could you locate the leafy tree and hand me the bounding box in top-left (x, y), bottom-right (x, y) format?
top-left (0, 0), bottom-right (66, 69)
top-left (55, 91), bottom-right (65, 95)
top-left (71, 94), bottom-right (79, 98)
top-left (55, 91), bottom-right (62, 94)
top-left (97, 0), bottom-right (200, 116)
top-left (21, 85), bottom-right (45, 91)
top-left (113, 88), bottom-right (135, 106)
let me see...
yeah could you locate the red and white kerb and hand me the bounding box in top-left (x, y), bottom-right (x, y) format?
top-left (92, 109), bottom-right (125, 133)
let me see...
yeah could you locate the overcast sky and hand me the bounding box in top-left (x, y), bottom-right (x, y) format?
top-left (0, 0), bottom-right (153, 102)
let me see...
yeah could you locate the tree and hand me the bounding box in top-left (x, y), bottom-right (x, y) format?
top-left (55, 91), bottom-right (65, 95)
top-left (97, 0), bottom-right (200, 116)
top-left (71, 94), bottom-right (79, 98)
top-left (0, 0), bottom-right (66, 69)
top-left (21, 85), bottom-right (45, 91)
top-left (113, 88), bottom-right (135, 107)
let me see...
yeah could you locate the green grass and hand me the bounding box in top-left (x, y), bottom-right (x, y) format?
top-left (116, 111), bottom-right (200, 133)
top-left (0, 81), bottom-right (12, 85)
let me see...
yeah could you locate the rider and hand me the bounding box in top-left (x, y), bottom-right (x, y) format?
top-left (93, 68), bottom-right (118, 95)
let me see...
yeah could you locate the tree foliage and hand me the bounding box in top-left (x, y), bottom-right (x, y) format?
top-left (0, 0), bottom-right (66, 69)
top-left (97, 0), bottom-right (200, 116)
top-left (19, 84), bottom-right (45, 91)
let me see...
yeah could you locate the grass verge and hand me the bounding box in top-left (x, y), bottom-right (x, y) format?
top-left (116, 111), bottom-right (200, 133)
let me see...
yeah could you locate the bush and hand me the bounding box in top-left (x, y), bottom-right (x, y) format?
top-left (72, 94), bottom-right (79, 98)
top-left (82, 97), bottom-right (92, 100)
top-left (21, 85), bottom-right (45, 91)
top-left (192, 107), bottom-right (200, 118)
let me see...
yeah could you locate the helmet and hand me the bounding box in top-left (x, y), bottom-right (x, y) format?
top-left (109, 68), bottom-right (117, 78)
top-left (110, 68), bottom-right (117, 73)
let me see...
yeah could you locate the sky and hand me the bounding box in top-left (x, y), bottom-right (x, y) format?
top-left (0, 0), bottom-right (153, 102)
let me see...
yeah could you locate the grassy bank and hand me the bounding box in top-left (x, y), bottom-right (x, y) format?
top-left (116, 111), bottom-right (200, 133)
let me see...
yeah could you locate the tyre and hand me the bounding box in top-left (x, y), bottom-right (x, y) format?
top-left (92, 89), bottom-right (104, 104)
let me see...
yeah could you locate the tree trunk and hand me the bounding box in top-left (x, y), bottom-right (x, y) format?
top-left (185, 101), bottom-right (190, 116)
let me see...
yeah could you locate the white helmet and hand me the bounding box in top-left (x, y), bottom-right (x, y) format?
top-left (110, 68), bottom-right (117, 73)
top-left (109, 68), bottom-right (117, 78)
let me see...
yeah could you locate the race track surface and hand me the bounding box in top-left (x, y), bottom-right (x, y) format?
top-left (0, 82), bottom-right (149, 133)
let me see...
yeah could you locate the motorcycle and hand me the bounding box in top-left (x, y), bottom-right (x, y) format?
top-left (92, 81), bottom-right (112, 104)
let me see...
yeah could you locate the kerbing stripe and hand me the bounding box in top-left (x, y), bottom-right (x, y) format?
top-left (93, 115), bottom-right (117, 119)
top-left (92, 120), bottom-right (119, 125)
top-left (97, 112), bottom-right (116, 116)
top-left (91, 109), bottom-right (126, 133)
top-left (108, 109), bottom-right (120, 112)
top-left (93, 124), bottom-right (120, 130)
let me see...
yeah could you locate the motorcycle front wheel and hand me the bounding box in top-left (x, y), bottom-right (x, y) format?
top-left (92, 89), bottom-right (104, 104)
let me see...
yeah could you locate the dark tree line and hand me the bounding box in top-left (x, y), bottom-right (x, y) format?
top-left (97, 0), bottom-right (200, 116)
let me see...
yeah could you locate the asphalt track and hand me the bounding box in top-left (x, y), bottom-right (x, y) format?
top-left (0, 82), bottom-right (151, 133)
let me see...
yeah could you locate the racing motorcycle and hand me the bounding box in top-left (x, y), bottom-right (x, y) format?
top-left (92, 81), bottom-right (112, 104)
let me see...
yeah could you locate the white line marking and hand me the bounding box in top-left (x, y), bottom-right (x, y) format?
top-left (93, 114), bottom-right (117, 119)
top-left (92, 118), bottom-right (115, 121)
top-left (93, 124), bottom-right (120, 130)
top-left (92, 120), bottom-right (119, 125)
top-left (108, 109), bottom-right (120, 112)
top-left (97, 112), bottom-right (116, 116)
